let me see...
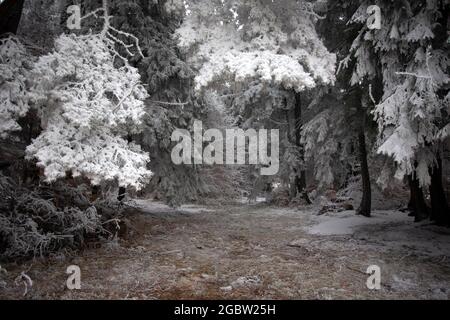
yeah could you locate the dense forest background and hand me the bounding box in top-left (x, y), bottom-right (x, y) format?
top-left (0, 0), bottom-right (449, 265)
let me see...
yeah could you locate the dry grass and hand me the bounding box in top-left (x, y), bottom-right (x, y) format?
top-left (1, 202), bottom-right (449, 300)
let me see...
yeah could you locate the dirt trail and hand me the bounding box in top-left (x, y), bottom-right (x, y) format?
top-left (1, 201), bottom-right (450, 299)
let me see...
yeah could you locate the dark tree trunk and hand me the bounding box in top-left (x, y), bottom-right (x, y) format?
top-left (117, 134), bottom-right (134, 202)
top-left (354, 93), bottom-right (371, 217)
top-left (407, 187), bottom-right (415, 216)
top-left (117, 187), bottom-right (126, 202)
top-left (91, 185), bottom-right (101, 202)
top-left (408, 174), bottom-right (429, 222)
top-left (293, 92), bottom-right (311, 204)
top-left (0, 0), bottom-right (25, 35)
top-left (429, 155), bottom-right (450, 226)
top-left (356, 126), bottom-right (371, 217)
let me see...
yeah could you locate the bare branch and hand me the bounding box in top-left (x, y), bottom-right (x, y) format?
top-left (148, 100), bottom-right (190, 106)
top-left (81, 0), bottom-right (145, 61)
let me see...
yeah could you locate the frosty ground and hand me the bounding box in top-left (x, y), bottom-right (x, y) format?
top-left (1, 200), bottom-right (450, 300)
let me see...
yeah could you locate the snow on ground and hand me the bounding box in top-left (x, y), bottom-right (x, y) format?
top-left (238, 197), bottom-right (267, 204)
top-left (305, 210), bottom-right (450, 258)
top-left (307, 210), bottom-right (410, 236)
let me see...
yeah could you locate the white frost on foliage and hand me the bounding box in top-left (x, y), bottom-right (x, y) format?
top-left (27, 34), bottom-right (151, 189)
top-left (302, 108), bottom-right (339, 188)
top-left (176, 0), bottom-right (336, 92)
top-left (195, 50), bottom-right (316, 92)
top-left (347, 2), bottom-right (450, 187)
top-left (0, 37), bottom-right (31, 138)
top-left (27, 122), bottom-right (151, 188)
top-left (374, 51), bottom-right (450, 186)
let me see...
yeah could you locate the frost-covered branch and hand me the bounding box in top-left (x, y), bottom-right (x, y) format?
top-left (80, 0), bottom-right (145, 62)
top-left (369, 84), bottom-right (376, 105)
top-left (395, 71), bottom-right (432, 79)
top-left (27, 33), bottom-right (152, 189)
top-left (299, 1), bottom-right (326, 20)
top-left (395, 47), bottom-right (435, 85)
top-left (149, 100), bottom-right (190, 106)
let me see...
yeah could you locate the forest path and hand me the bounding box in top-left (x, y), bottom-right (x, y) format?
top-left (1, 200), bottom-right (450, 299)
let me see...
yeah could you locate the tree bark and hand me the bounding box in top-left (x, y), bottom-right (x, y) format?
top-left (117, 187), bottom-right (126, 202)
top-left (0, 0), bottom-right (25, 35)
top-left (293, 92), bottom-right (311, 204)
top-left (356, 126), bottom-right (371, 217)
top-left (355, 93), bottom-right (371, 217)
top-left (407, 187), bottom-right (415, 216)
top-left (429, 154), bottom-right (450, 226)
top-left (408, 174), bottom-right (429, 222)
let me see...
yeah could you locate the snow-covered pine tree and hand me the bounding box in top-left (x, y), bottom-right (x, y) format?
top-left (0, 0), bottom-right (139, 259)
top-left (302, 0), bottom-right (380, 217)
top-left (177, 0), bottom-right (335, 92)
top-left (26, 1), bottom-right (152, 190)
top-left (345, 0), bottom-right (450, 223)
